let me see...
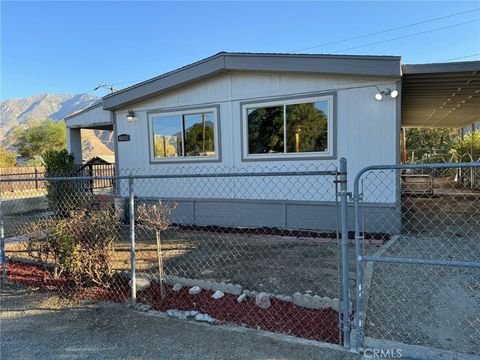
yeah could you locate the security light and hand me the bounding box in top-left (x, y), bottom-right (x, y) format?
top-left (375, 88), bottom-right (398, 101)
top-left (127, 110), bottom-right (136, 123)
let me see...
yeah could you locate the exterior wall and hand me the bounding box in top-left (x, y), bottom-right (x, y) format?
top-left (114, 72), bottom-right (400, 232)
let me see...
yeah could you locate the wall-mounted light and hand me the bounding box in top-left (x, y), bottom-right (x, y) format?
top-left (375, 88), bottom-right (398, 101)
top-left (126, 110), bottom-right (136, 123)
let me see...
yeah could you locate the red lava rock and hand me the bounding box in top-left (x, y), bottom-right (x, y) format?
top-left (3, 260), bottom-right (340, 344)
top-left (138, 283), bottom-right (340, 344)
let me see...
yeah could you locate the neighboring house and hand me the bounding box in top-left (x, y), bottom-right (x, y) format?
top-left (83, 154), bottom-right (115, 166)
top-left (65, 52), bottom-right (480, 232)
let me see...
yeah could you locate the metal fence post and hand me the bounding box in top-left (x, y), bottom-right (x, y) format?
top-left (339, 158), bottom-right (351, 349)
top-left (0, 193), bottom-right (6, 283)
top-left (129, 176), bottom-right (136, 306)
top-left (353, 172), bottom-right (363, 351)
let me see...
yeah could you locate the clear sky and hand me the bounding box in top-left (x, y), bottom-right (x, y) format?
top-left (1, 1), bottom-right (479, 100)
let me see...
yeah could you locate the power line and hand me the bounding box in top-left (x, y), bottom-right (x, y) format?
top-left (290, 8), bottom-right (480, 52)
top-left (440, 53), bottom-right (480, 62)
top-left (110, 79), bottom-right (145, 86)
top-left (333, 19), bottom-right (480, 53)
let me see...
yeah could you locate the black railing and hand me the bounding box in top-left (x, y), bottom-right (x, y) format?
top-left (76, 163), bottom-right (116, 192)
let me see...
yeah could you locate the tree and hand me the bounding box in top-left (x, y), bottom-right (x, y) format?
top-left (247, 106), bottom-right (284, 154)
top-left (285, 103), bottom-right (328, 153)
top-left (452, 130), bottom-right (480, 161)
top-left (0, 147), bottom-right (17, 168)
top-left (405, 128), bottom-right (458, 160)
top-left (137, 201), bottom-right (176, 299)
top-left (184, 122), bottom-right (215, 155)
top-left (12, 119), bottom-right (67, 160)
top-left (26, 156), bottom-right (45, 167)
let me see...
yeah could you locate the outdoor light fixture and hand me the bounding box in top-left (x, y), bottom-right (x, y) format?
top-left (126, 110), bottom-right (136, 123)
top-left (375, 88), bottom-right (398, 101)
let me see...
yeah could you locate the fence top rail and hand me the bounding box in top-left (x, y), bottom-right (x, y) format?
top-left (0, 171), bottom-right (45, 177)
top-left (0, 170), bottom-right (339, 183)
top-left (353, 161), bottom-right (480, 195)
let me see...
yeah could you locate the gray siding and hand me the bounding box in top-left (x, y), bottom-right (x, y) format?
top-left (135, 198), bottom-right (401, 234)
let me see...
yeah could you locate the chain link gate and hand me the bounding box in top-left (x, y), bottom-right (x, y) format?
top-left (352, 162), bottom-right (480, 357)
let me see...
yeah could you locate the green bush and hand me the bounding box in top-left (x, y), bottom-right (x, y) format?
top-left (43, 149), bottom-right (81, 216)
top-left (0, 147), bottom-right (17, 168)
top-left (26, 218), bottom-right (80, 278)
top-left (452, 130), bottom-right (480, 162)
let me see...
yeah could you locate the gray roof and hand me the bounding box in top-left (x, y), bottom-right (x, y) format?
top-left (102, 52), bottom-right (402, 110)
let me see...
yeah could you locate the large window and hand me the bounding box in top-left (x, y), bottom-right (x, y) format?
top-left (243, 95), bottom-right (333, 159)
top-left (149, 107), bottom-right (218, 161)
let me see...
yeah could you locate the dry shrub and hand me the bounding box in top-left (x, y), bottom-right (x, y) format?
top-left (25, 210), bottom-right (118, 288)
top-left (137, 201), bottom-right (176, 231)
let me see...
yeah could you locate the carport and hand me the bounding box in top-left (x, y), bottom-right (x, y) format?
top-left (401, 61), bottom-right (479, 128)
top-left (65, 101), bottom-right (113, 165)
top-left (400, 61), bottom-right (480, 162)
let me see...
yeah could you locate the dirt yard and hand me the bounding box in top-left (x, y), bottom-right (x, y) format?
top-left (6, 227), bottom-right (380, 299)
top-left (0, 283), bottom-right (360, 360)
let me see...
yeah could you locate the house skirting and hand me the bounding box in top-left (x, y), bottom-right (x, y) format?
top-left (125, 198), bottom-right (401, 234)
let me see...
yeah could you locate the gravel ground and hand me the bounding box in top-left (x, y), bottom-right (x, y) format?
top-left (0, 284), bottom-right (360, 360)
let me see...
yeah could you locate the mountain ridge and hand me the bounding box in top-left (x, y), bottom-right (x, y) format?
top-left (1, 93), bottom-right (113, 161)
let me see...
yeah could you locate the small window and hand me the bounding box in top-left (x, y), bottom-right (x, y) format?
top-left (243, 95), bottom-right (333, 159)
top-left (150, 108), bottom-right (219, 161)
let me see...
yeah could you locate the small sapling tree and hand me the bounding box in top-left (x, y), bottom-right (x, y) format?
top-left (137, 201), bottom-right (176, 298)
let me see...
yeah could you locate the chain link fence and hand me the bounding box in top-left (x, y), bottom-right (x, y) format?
top-left (353, 163), bottom-right (480, 356)
top-left (0, 163), bottom-right (348, 346)
top-left (2, 160), bottom-right (479, 356)
top-left (0, 175), bottom-right (130, 302)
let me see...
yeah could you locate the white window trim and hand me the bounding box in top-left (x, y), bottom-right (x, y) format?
top-left (148, 107), bottom-right (220, 163)
top-left (241, 95), bottom-right (334, 160)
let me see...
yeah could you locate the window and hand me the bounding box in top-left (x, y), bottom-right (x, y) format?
top-left (149, 107), bottom-right (218, 161)
top-left (243, 95), bottom-right (333, 159)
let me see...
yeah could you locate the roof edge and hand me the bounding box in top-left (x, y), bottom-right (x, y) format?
top-left (64, 101), bottom-right (104, 121)
top-left (402, 61), bottom-right (480, 75)
top-left (102, 52), bottom-right (402, 111)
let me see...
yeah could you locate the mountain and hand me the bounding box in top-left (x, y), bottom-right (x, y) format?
top-left (0, 93), bottom-right (114, 160)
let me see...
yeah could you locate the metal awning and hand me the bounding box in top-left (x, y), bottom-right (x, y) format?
top-left (64, 101), bottom-right (112, 130)
top-left (401, 61), bottom-right (480, 128)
